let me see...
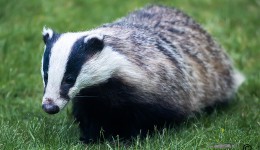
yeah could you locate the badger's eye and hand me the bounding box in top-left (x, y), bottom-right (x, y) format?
top-left (64, 76), bottom-right (75, 85)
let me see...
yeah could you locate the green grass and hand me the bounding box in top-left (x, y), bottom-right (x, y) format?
top-left (0, 0), bottom-right (259, 149)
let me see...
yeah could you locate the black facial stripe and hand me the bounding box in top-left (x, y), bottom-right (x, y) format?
top-left (42, 33), bottom-right (61, 90)
top-left (60, 36), bottom-right (104, 99)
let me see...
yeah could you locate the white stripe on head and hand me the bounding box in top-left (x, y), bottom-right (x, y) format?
top-left (42, 32), bottom-right (88, 109)
top-left (68, 46), bottom-right (119, 97)
top-left (68, 46), bottom-right (148, 98)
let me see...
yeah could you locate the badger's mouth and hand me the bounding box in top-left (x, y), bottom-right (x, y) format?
top-left (42, 86), bottom-right (101, 115)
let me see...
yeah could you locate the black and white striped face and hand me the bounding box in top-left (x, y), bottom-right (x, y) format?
top-left (41, 27), bottom-right (127, 114)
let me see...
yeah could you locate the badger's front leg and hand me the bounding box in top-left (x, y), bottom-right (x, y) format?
top-left (77, 117), bottom-right (101, 143)
top-left (72, 98), bottom-right (102, 143)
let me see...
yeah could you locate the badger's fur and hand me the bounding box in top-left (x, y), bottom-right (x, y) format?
top-left (41, 5), bottom-right (244, 143)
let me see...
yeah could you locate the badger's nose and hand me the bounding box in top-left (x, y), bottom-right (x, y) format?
top-left (42, 98), bottom-right (60, 114)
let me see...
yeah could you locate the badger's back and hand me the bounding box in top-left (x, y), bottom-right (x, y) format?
top-left (98, 5), bottom-right (243, 112)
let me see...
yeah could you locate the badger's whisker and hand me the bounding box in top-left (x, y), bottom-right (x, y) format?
top-left (74, 96), bottom-right (99, 98)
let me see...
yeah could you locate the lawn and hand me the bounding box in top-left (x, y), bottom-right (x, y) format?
top-left (0, 0), bottom-right (259, 149)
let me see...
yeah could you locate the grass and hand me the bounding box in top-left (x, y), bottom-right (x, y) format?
top-left (0, 0), bottom-right (259, 149)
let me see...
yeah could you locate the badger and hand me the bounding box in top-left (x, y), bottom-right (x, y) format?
top-left (41, 5), bottom-right (244, 143)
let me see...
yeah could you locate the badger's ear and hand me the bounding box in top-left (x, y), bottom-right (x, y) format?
top-left (83, 34), bottom-right (104, 51)
top-left (42, 26), bottom-right (54, 44)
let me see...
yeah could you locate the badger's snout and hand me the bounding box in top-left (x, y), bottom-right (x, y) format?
top-left (42, 98), bottom-right (60, 114)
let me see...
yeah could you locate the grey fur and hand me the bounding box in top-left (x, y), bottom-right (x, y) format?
top-left (98, 5), bottom-right (242, 113)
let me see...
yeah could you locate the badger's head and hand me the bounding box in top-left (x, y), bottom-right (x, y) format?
top-left (41, 27), bottom-right (131, 114)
